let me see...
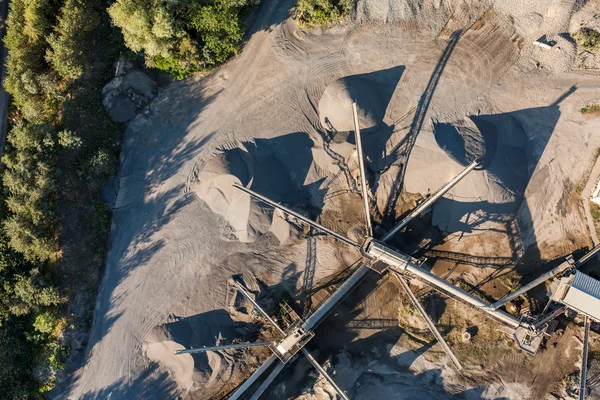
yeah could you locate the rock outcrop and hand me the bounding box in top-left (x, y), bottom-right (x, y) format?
top-left (102, 57), bottom-right (159, 123)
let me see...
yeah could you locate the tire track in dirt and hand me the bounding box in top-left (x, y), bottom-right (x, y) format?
top-left (65, 1), bottom-right (600, 398)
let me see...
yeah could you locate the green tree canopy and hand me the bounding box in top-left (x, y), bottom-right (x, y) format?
top-left (46, 0), bottom-right (100, 80)
top-left (2, 122), bottom-right (58, 262)
top-left (108, 0), bottom-right (184, 58)
top-left (108, 0), bottom-right (256, 78)
top-left (187, 0), bottom-right (244, 65)
top-left (4, 0), bottom-right (59, 122)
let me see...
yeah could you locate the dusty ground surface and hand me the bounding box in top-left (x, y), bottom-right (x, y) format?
top-left (57, 0), bottom-right (600, 399)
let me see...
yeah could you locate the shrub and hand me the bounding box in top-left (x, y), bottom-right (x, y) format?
top-left (581, 104), bottom-right (600, 114)
top-left (33, 311), bottom-right (56, 334)
top-left (296, 0), bottom-right (352, 27)
top-left (576, 28), bottom-right (600, 51)
top-left (79, 148), bottom-right (117, 188)
top-left (57, 130), bottom-right (82, 149)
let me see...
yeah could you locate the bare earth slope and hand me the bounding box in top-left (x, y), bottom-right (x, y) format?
top-left (59, 0), bottom-right (600, 399)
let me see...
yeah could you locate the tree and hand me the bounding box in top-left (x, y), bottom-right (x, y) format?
top-left (4, 0), bottom-right (58, 122)
top-left (153, 35), bottom-right (201, 79)
top-left (108, 0), bottom-right (184, 59)
top-left (23, 0), bottom-right (51, 42)
top-left (9, 270), bottom-right (61, 317)
top-left (575, 28), bottom-right (600, 51)
top-left (58, 130), bottom-right (82, 149)
top-left (296, 0), bottom-right (352, 27)
top-left (2, 122), bottom-right (59, 262)
top-left (0, 323), bottom-right (39, 399)
top-left (187, 0), bottom-right (244, 65)
top-left (33, 311), bottom-right (57, 334)
top-left (108, 0), bottom-right (257, 78)
top-left (46, 0), bottom-right (99, 80)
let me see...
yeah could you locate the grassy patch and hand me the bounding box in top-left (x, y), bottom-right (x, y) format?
top-left (499, 271), bottom-right (521, 291)
top-left (591, 202), bottom-right (600, 221)
top-left (456, 278), bottom-right (495, 303)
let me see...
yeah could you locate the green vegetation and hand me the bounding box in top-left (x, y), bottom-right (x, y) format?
top-left (591, 202), bottom-right (600, 221)
top-left (581, 103), bottom-right (600, 115)
top-left (296, 0), bottom-right (352, 27)
top-left (46, 0), bottom-right (99, 80)
top-left (576, 28), bottom-right (600, 51)
top-left (590, 202), bottom-right (600, 239)
top-left (188, 0), bottom-right (244, 65)
top-left (108, 0), bottom-right (258, 79)
top-left (3, 121), bottom-right (59, 262)
top-left (0, 0), bottom-right (125, 395)
top-left (0, 0), bottom-right (261, 395)
top-left (0, 227), bottom-right (63, 398)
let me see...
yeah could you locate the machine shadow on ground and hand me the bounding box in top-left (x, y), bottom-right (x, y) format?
top-left (264, 270), bottom-right (483, 399)
top-left (377, 30), bottom-right (463, 222)
top-left (224, 132), bottom-right (327, 210)
top-left (403, 87), bottom-right (580, 300)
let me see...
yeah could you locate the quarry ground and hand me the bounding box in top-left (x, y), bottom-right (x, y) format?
top-left (57, 0), bottom-right (600, 399)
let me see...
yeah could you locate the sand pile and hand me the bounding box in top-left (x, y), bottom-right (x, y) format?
top-left (357, 0), bottom-right (490, 27)
top-left (192, 139), bottom-right (304, 243)
top-left (192, 133), bottom-right (358, 243)
top-left (296, 345), bottom-right (462, 400)
top-left (143, 310), bottom-right (253, 396)
top-left (318, 75), bottom-right (385, 132)
top-left (192, 144), bottom-right (288, 243)
top-left (401, 112), bottom-right (529, 235)
top-left (432, 116), bottom-right (496, 167)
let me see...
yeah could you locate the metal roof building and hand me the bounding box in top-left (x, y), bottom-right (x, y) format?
top-left (560, 272), bottom-right (600, 322)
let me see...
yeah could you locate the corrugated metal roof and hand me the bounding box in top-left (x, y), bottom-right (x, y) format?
top-left (562, 272), bottom-right (600, 321)
top-left (572, 272), bottom-right (600, 296)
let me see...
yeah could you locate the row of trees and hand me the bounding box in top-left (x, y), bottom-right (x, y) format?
top-left (1, 0), bottom-right (122, 396)
top-left (4, 0), bottom-right (104, 262)
top-left (1, 0), bottom-right (276, 396)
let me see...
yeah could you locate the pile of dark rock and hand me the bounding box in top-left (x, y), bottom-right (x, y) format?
top-left (102, 57), bottom-right (159, 123)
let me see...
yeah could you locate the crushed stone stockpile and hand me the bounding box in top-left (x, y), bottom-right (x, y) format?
top-left (318, 75), bottom-right (385, 132)
top-left (191, 134), bottom-right (360, 243)
top-left (60, 0), bottom-right (600, 399)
